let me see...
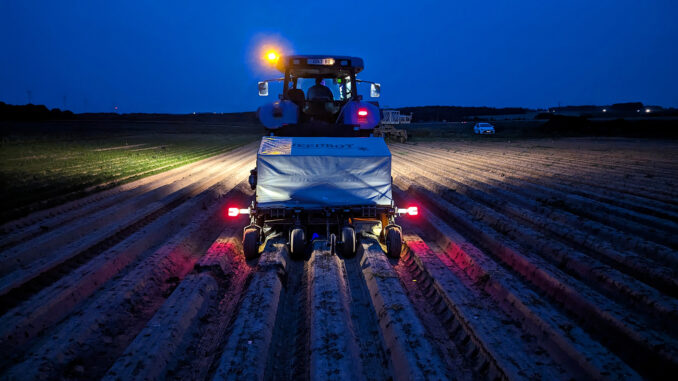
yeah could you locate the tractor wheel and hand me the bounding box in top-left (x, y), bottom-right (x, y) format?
top-left (385, 226), bottom-right (403, 258)
top-left (243, 227), bottom-right (260, 260)
top-left (290, 227), bottom-right (306, 258)
top-left (339, 226), bottom-right (356, 257)
top-left (329, 233), bottom-right (337, 254)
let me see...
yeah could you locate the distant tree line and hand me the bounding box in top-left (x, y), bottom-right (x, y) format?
top-left (395, 106), bottom-right (529, 122)
top-left (0, 102), bottom-right (75, 121)
top-left (0, 102), bottom-right (259, 123)
top-left (537, 102), bottom-right (677, 119)
top-left (536, 115), bottom-right (678, 138)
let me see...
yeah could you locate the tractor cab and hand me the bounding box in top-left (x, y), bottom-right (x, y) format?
top-left (257, 55), bottom-right (381, 137)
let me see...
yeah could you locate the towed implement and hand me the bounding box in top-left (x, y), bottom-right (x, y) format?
top-left (233, 54), bottom-right (416, 259)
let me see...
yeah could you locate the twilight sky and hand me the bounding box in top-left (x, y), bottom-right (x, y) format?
top-left (1, 1), bottom-right (676, 113)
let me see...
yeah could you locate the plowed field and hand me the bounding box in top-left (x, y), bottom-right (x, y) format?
top-left (0, 138), bottom-right (676, 380)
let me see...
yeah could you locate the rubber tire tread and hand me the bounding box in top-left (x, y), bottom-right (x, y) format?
top-left (386, 227), bottom-right (403, 258)
top-left (290, 227), bottom-right (306, 258)
top-left (243, 228), bottom-right (260, 260)
top-left (340, 226), bottom-right (356, 257)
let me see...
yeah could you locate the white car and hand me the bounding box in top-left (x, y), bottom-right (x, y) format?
top-left (473, 122), bottom-right (495, 134)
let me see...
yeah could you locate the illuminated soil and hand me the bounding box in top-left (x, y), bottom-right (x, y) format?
top-left (0, 138), bottom-right (676, 380)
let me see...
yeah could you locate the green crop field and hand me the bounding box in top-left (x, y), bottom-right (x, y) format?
top-left (0, 116), bottom-right (260, 223)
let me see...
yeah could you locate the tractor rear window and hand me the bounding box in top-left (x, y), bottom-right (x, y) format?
top-left (297, 78), bottom-right (345, 100)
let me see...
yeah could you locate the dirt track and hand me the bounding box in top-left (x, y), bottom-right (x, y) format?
top-left (0, 138), bottom-right (676, 380)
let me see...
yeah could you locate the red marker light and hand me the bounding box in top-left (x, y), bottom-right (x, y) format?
top-left (227, 207), bottom-right (239, 217)
top-left (407, 206), bottom-right (418, 216)
top-left (358, 109), bottom-right (368, 116)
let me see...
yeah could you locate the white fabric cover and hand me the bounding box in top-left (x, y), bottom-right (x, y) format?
top-left (256, 136), bottom-right (392, 208)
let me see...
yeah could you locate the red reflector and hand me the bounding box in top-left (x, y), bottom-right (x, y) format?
top-left (358, 109), bottom-right (368, 117)
top-left (227, 207), bottom-right (239, 217)
top-left (407, 206), bottom-right (418, 216)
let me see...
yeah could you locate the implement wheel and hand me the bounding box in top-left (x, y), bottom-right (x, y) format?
top-left (290, 227), bottom-right (306, 258)
top-left (385, 226), bottom-right (403, 259)
top-left (339, 226), bottom-right (356, 257)
top-left (243, 227), bottom-right (260, 260)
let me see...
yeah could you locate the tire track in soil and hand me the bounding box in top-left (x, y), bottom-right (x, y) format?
top-left (261, 242), bottom-right (309, 381)
top-left (341, 251), bottom-right (391, 381)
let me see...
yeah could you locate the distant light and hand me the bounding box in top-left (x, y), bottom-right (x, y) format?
top-left (637, 109), bottom-right (640, 112)
top-left (114, 106), bottom-right (118, 110)
top-left (645, 108), bottom-right (651, 113)
top-left (602, 109), bottom-right (607, 112)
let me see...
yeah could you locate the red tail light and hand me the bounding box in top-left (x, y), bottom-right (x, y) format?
top-left (227, 207), bottom-right (239, 217)
top-left (407, 206), bottom-right (418, 216)
top-left (358, 109), bottom-right (368, 117)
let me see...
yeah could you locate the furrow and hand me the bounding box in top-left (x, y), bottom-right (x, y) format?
top-left (0, 152), bottom-right (254, 307)
top-left (394, 148), bottom-right (677, 268)
top-left (358, 234), bottom-right (449, 380)
top-left (400, 174), bottom-right (678, 321)
top-left (0, 147), bottom-right (253, 277)
top-left (404, 185), bottom-right (678, 379)
top-left (213, 238), bottom-right (290, 381)
top-left (307, 241), bottom-right (363, 380)
top-left (102, 227), bottom-right (247, 381)
top-left (0, 176), bottom-right (250, 366)
top-left (0, 145), bottom-right (252, 250)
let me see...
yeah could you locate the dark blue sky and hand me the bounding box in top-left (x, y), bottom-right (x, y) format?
top-left (1, 1), bottom-right (676, 113)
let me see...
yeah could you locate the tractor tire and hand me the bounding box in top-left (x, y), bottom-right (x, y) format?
top-left (290, 227), bottom-right (306, 258)
top-left (385, 226), bottom-right (403, 258)
top-left (339, 226), bottom-right (356, 257)
top-left (243, 227), bottom-right (260, 260)
top-left (329, 233), bottom-right (337, 254)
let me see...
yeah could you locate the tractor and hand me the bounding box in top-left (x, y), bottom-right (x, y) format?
top-left (231, 55), bottom-right (417, 259)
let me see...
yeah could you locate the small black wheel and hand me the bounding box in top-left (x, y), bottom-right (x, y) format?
top-left (329, 233), bottom-right (337, 254)
top-left (290, 227), bottom-right (306, 258)
top-left (243, 227), bottom-right (260, 260)
top-left (339, 226), bottom-right (356, 257)
top-left (385, 226), bottom-right (403, 258)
